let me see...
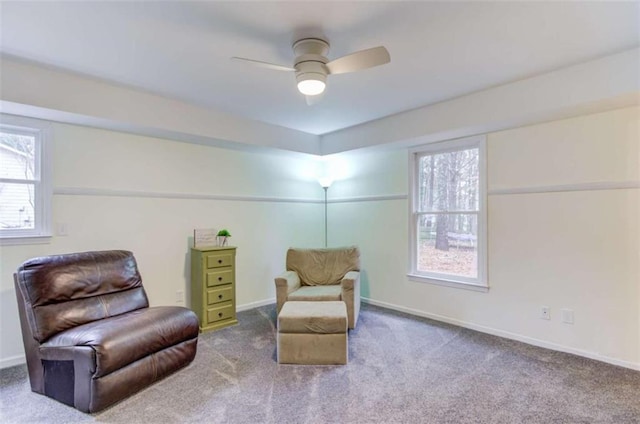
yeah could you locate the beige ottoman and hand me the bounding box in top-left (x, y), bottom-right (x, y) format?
top-left (277, 301), bottom-right (348, 365)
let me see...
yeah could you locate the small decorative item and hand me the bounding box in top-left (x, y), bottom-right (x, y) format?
top-left (217, 229), bottom-right (231, 246)
top-left (194, 228), bottom-right (217, 248)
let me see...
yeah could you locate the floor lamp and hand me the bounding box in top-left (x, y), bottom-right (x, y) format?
top-left (318, 177), bottom-right (333, 248)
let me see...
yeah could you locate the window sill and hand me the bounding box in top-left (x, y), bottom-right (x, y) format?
top-left (0, 235), bottom-right (52, 246)
top-left (407, 273), bottom-right (489, 292)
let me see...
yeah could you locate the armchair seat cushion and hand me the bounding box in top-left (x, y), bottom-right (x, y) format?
top-left (41, 306), bottom-right (198, 378)
top-left (287, 285), bottom-right (341, 302)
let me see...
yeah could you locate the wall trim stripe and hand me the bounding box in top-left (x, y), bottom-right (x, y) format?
top-left (488, 180), bottom-right (640, 196)
top-left (329, 194), bottom-right (408, 203)
top-left (54, 187), bottom-right (324, 204)
top-left (54, 181), bottom-right (639, 204)
top-left (362, 297), bottom-right (639, 371)
top-left (53, 187), bottom-right (408, 204)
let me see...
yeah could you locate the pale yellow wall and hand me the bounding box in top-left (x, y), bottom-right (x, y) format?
top-left (2, 107), bottom-right (638, 369)
top-left (0, 124), bottom-right (323, 367)
top-left (489, 106), bottom-right (639, 188)
top-left (329, 106), bottom-right (640, 368)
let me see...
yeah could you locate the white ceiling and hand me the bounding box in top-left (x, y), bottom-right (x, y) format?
top-left (1, 1), bottom-right (638, 135)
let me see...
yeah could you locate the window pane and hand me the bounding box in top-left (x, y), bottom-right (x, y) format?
top-left (0, 132), bottom-right (36, 180)
top-left (0, 182), bottom-right (35, 229)
top-left (417, 148), bottom-right (479, 212)
top-left (417, 214), bottom-right (478, 278)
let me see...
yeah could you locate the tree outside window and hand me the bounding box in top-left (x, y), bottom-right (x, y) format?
top-left (410, 136), bottom-right (487, 289)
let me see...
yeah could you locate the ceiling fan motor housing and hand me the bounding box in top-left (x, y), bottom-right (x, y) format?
top-left (293, 38), bottom-right (330, 84)
top-left (293, 38), bottom-right (330, 57)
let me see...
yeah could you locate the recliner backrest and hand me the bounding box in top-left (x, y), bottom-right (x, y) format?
top-left (286, 246), bottom-right (360, 286)
top-left (14, 250), bottom-right (149, 342)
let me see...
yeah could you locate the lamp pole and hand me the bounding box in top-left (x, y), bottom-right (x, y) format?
top-left (323, 186), bottom-right (328, 248)
top-left (318, 177), bottom-right (333, 248)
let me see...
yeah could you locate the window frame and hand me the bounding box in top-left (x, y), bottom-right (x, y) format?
top-left (0, 114), bottom-right (52, 244)
top-left (408, 135), bottom-right (488, 291)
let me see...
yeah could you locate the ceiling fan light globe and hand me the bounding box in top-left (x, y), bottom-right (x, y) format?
top-left (297, 79), bottom-right (326, 96)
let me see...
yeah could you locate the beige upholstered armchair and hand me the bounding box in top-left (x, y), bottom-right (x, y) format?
top-left (275, 246), bottom-right (361, 329)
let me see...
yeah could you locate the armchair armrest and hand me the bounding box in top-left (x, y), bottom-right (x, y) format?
top-left (275, 271), bottom-right (301, 293)
top-left (341, 271), bottom-right (361, 329)
top-left (341, 271), bottom-right (360, 289)
top-left (275, 271), bottom-right (301, 314)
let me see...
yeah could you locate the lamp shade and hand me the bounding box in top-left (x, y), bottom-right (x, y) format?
top-left (318, 177), bottom-right (333, 188)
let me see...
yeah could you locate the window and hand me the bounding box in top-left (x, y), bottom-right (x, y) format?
top-left (409, 135), bottom-right (487, 290)
top-left (0, 115), bottom-right (52, 243)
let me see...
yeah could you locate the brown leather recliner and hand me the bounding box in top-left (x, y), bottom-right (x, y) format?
top-left (14, 250), bottom-right (199, 413)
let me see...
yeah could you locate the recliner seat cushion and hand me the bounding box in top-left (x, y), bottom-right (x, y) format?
top-left (41, 306), bottom-right (198, 378)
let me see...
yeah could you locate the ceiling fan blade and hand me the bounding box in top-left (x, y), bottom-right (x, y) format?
top-left (305, 92), bottom-right (325, 106)
top-left (231, 57), bottom-right (295, 72)
top-left (326, 46), bottom-right (390, 75)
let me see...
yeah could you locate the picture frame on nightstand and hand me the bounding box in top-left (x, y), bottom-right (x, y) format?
top-left (193, 228), bottom-right (217, 248)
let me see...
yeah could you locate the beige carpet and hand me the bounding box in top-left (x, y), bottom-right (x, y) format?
top-left (1, 303), bottom-right (639, 423)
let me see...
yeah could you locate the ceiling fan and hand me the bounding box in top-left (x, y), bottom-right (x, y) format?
top-left (231, 38), bottom-right (390, 105)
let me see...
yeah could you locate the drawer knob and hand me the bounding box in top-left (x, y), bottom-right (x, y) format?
top-left (218, 294), bottom-right (223, 299)
top-left (218, 259), bottom-right (222, 264)
top-left (218, 312), bottom-right (223, 317)
top-left (218, 277), bottom-right (222, 281)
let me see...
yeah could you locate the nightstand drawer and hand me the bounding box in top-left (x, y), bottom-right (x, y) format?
top-left (206, 253), bottom-right (233, 269)
top-left (206, 304), bottom-right (234, 324)
top-left (207, 285), bottom-right (233, 305)
top-left (206, 269), bottom-right (233, 287)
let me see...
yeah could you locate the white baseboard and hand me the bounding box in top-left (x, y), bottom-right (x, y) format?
top-left (0, 299), bottom-right (277, 370)
top-left (362, 297), bottom-right (640, 371)
top-left (0, 297), bottom-right (276, 369)
top-left (0, 354), bottom-right (25, 369)
top-left (5, 298), bottom-right (636, 371)
top-left (236, 298), bottom-right (276, 312)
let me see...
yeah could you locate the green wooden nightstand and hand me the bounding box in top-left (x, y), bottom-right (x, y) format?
top-left (190, 246), bottom-right (238, 332)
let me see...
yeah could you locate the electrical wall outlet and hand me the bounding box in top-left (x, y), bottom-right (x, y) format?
top-left (540, 306), bottom-right (550, 320)
top-left (175, 290), bottom-right (184, 304)
top-left (561, 308), bottom-right (574, 324)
